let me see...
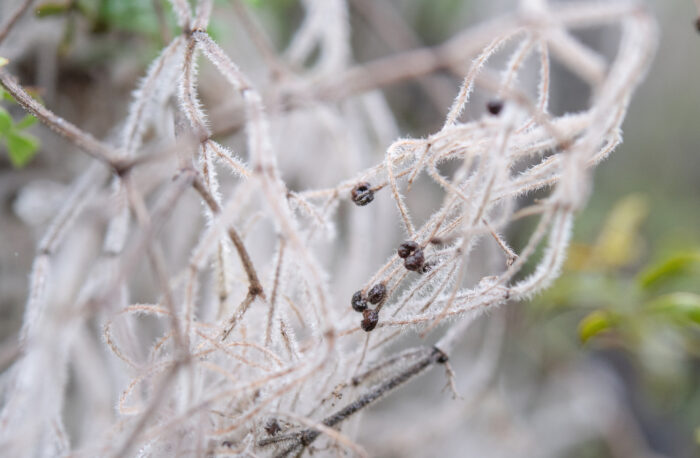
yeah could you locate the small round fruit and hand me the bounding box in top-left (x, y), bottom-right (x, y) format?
top-left (361, 309), bottom-right (379, 332)
top-left (350, 182), bottom-right (374, 206)
top-left (367, 283), bottom-right (386, 304)
top-left (351, 291), bottom-right (367, 312)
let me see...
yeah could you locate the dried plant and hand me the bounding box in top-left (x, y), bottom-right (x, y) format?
top-left (0, 0), bottom-right (657, 456)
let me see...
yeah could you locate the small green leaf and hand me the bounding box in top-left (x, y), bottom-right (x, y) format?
top-left (638, 252), bottom-right (700, 289)
top-left (6, 130), bottom-right (39, 167)
top-left (15, 114), bottom-right (38, 129)
top-left (578, 310), bottom-right (614, 343)
top-left (647, 292), bottom-right (700, 325)
top-left (0, 106), bottom-right (12, 134)
top-left (35, 2), bottom-right (72, 18)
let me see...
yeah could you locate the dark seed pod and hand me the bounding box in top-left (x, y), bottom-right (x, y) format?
top-left (397, 241), bottom-right (419, 258)
top-left (404, 249), bottom-right (425, 271)
top-left (361, 309), bottom-right (379, 332)
top-left (367, 283), bottom-right (386, 304)
top-left (350, 182), bottom-right (374, 206)
top-left (351, 291), bottom-right (367, 312)
top-left (486, 99), bottom-right (504, 116)
top-left (264, 418), bottom-right (281, 436)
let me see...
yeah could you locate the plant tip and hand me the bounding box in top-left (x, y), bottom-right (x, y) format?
top-left (434, 347), bottom-right (449, 364)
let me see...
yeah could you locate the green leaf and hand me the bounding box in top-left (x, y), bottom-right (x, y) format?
top-left (638, 252), bottom-right (700, 290)
top-left (578, 310), bottom-right (614, 343)
top-left (35, 2), bottom-right (73, 18)
top-left (647, 292), bottom-right (700, 325)
top-left (15, 114), bottom-right (38, 129)
top-left (0, 56), bottom-right (8, 68)
top-left (0, 106), bottom-right (12, 134)
top-left (6, 130), bottom-right (39, 167)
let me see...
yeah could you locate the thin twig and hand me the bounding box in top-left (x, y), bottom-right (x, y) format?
top-left (263, 346), bottom-right (449, 456)
top-left (0, 0), bottom-right (34, 45)
top-left (0, 70), bottom-right (123, 169)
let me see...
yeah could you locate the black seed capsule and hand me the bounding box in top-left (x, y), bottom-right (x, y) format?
top-left (361, 309), bottom-right (379, 332)
top-left (351, 291), bottom-right (367, 312)
top-left (350, 182), bottom-right (374, 206)
top-left (404, 249), bottom-right (425, 271)
top-left (367, 283), bottom-right (386, 304)
top-left (397, 241), bottom-right (419, 258)
top-left (486, 99), bottom-right (504, 116)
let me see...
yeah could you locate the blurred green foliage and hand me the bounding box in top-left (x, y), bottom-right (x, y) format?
top-left (0, 86), bottom-right (39, 168)
top-left (534, 195), bottom-right (700, 346)
top-left (33, 0), bottom-right (230, 57)
top-left (35, 0), bottom-right (179, 54)
top-left (530, 194), bottom-right (700, 448)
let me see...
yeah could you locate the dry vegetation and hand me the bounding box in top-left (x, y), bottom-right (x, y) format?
top-left (0, 0), bottom-right (657, 456)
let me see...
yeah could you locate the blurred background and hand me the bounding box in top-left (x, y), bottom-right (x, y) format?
top-left (0, 1), bottom-right (699, 457)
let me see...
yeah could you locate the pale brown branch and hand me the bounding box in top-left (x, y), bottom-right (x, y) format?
top-left (192, 175), bottom-right (264, 298)
top-left (0, 70), bottom-right (123, 169)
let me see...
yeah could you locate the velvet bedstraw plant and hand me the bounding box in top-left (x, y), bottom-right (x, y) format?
top-left (0, 0), bottom-right (656, 456)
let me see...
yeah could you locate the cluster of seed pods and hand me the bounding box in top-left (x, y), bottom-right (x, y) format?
top-left (345, 98), bottom-right (516, 333)
top-left (351, 285), bottom-right (384, 331)
top-left (347, 100), bottom-right (508, 331)
top-left (350, 182), bottom-right (436, 331)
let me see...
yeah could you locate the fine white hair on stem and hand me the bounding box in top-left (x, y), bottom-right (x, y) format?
top-left (168, 0), bottom-right (193, 29)
top-left (0, 1), bottom-right (658, 457)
